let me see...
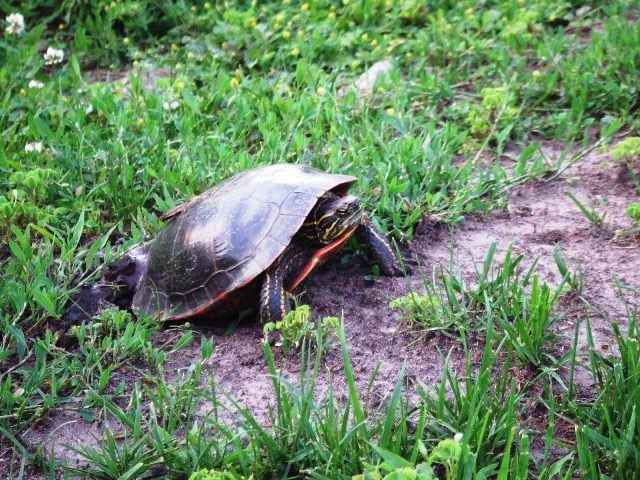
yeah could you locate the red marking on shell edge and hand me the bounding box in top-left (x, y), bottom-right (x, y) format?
top-left (286, 225), bottom-right (358, 292)
top-left (165, 290), bottom-right (231, 320)
top-left (195, 291), bottom-right (229, 316)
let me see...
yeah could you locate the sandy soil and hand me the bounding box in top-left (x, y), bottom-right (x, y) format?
top-left (4, 145), bottom-right (640, 476)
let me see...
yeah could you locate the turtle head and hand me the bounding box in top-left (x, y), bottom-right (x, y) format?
top-left (302, 194), bottom-right (363, 245)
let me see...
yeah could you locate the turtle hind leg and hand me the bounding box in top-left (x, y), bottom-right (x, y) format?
top-left (356, 214), bottom-right (406, 276)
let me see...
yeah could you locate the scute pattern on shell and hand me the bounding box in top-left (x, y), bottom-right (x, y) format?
top-left (132, 164), bottom-right (357, 320)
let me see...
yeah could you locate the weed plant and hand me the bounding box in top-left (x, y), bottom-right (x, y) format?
top-left (392, 243), bottom-right (565, 368)
top-left (567, 317), bottom-right (640, 478)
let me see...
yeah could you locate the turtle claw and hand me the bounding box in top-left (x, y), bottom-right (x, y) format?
top-left (264, 329), bottom-right (282, 347)
top-left (380, 257), bottom-right (412, 277)
top-left (400, 257), bottom-right (419, 276)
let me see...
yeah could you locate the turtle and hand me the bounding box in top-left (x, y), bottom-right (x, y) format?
top-left (129, 163), bottom-right (405, 324)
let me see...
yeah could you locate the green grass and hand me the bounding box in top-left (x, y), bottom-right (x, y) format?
top-left (2, 0), bottom-right (640, 477)
top-left (393, 243), bottom-right (567, 368)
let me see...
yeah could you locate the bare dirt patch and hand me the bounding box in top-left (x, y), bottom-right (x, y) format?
top-left (413, 146), bottom-right (640, 348)
top-left (10, 145), bottom-right (640, 474)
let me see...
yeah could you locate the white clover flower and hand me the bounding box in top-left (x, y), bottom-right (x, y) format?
top-left (84, 103), bottom-right (93, 114)
top-left (28, 79), bottom-right (44, 89)
top-left (44, 47), bottom-right (64, 65)
top-left (162, 100), bottom-right (180, 111)
top-left (6, 13), bottom-right (25, 35)
top-left (25, 142), bottom-right (43, 153)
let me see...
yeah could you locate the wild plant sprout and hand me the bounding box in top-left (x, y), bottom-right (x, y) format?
top-left (610, 137), bottom-right (640, 164)
top-left (263, 304), bottom-right (339, 353)
top-left (626, 203), bottom-right (640, 224)
top-left (610, 137), bottom-right (640, 231)
top-left (610, 137), bottom-right (640, 190)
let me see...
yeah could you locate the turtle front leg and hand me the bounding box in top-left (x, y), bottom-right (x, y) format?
top-left (260, 244), bottom-right (313, 324)
top-left (259, 263), bottom-right (291, 324)
top-left (356, 214), bottom-right (405, 276)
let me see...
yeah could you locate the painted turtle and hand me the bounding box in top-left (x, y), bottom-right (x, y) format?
top-left (131, 163), bottom-right (404, 323)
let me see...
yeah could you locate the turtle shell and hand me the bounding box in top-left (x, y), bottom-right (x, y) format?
top-left (132, 164), bottom-right (357, 320)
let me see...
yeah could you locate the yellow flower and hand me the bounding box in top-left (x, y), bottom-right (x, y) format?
top-left (275, 12), bottom-right (285, 23)
top-left (361, 33), bottom-right (369, 41)
top-left (385, 0), bottom-right (393, 8)
top-left (230, 77), bottom-right (240, 88)
top-left (385, 107), bottom-right (395, 115)
top-left (187, 51), bottom-right (195, 60)
top-left (133, 60), bottom-right (140, 67)
top-left (282, 30), bottom-right (291, 39)
top-left (291, 48), bottom-right (300, 57)
top-left (532, 70), bottom-right (541, 79)
top-left (175, 80), bottom-right (185, 89)
top-left (170, 43), bottom-right (178, 52)
top-left (316, 86), bottom-right (326, 95)
top-left (327, 11), bottom-right (336, 20)
top-left (371, 39), bottom-right (378, 47)
top-left (123, 37), bottom-right (130, 46)
top-left (301, 3), bottom-right (309, 11)
top-left (136, 118), bottom-right (145, 127)
top-left (246, 17), bottom-right (257, 28)
top-left (58, 23), bottom-right (65, 30)
top-left (204, 2), bottom-right (212, 10)
top-left (190, 5), bottom-right (197, 12)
